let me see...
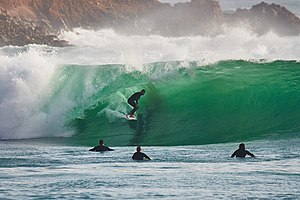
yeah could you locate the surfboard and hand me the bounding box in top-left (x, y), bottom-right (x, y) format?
top-left (125, 114), bottom-right (137, 121)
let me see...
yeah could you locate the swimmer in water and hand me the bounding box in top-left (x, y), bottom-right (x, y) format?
top-left (89, 139), bottom-right (114, 152)
top-left (231, 143), bottom-right (255, 158)
top-left (132, 146), bottom-right (151, 160)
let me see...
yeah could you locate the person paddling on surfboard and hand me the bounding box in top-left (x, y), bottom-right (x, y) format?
top-left (127, 89), bottom-right (145, 118)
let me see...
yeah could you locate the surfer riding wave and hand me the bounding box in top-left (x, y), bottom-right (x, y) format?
top-left (127, 89), bottom-right (145, 118)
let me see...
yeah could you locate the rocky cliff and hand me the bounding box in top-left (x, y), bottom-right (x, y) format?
top-left (0, 0), bottom-right (223, 36)
top-left (0, 0), bottom-right (299, 47)
top-left (225, 2), bottom-right (300, 36)
top-left (135, 0), bottom-right (224, 36)
top-left (0, 0), bottom-right (165, 46)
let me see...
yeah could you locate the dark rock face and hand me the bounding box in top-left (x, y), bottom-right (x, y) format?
top-left (0, 12), bottom-right (68, 47)
top-left (0, 0), bottom-right (224, 36)
top-left (0, 0), bottom-right (165, 46)
top-left (136, 0), bottom-right (224, 36)
top-left (0, 0), bottom-right (300, 47)
top-left (225, 2), bottom-right (300, 36)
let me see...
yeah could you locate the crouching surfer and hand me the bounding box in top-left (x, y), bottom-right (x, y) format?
top-left (127, 89), bottom-right (145, 118)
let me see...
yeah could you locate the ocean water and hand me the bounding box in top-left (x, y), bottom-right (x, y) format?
top-left (0, 26), bottom-right (300, 199)
top-left (0, 139), bottom-right (299, 199)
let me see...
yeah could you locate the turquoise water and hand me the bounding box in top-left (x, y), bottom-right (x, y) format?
top-left (1, 59), bottom-right (299, 145)
top-left (47, 60), bottom-right (300, 146)
top-left (0, 139), bottom-right (299, 199)
top-left (1, 32), bottom-right (300, 199)
top-left (1, 57), bottom-right (299, 199)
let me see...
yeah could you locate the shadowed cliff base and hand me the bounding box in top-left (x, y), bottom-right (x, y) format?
top-left (0, 0), bottom-right (300, 47)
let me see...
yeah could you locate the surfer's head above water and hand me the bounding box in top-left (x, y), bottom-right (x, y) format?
top-left (141, 89), bottom-right (145, 95)
top-left (239, 143), bottom-right (245, 150)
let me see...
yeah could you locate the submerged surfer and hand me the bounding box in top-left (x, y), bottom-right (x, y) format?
top-left (231, 143), bottom-right (255, 158)
top-left (127, 89), bottom-right (145, 117)
top-left (89, 139), bottom-right (114, 152)
top-left (132, 146), bottom-right (151, 160)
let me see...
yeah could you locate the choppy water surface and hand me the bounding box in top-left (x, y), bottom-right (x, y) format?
top-left (0, 139), bottom-right (299, 199)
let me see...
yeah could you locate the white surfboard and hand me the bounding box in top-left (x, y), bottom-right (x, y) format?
top-left (125, 114), bottom-right (137, 121)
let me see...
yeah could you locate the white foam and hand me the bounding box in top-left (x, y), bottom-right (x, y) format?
top-left (1, 27), bottom-right (300, 139)
top-left (0, 45), bottom-right (74, 139)
top-left (59, 28), bottom-right (300, 67)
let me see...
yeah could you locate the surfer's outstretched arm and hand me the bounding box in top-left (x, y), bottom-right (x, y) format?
top-left (89, 147), bottom-right (96, 151)
top-left (246, 150), bottom-right (255, 157)
top-left (231, 150), bottom-right (237, 158)
top-left (106, 147), bottom-right (114, 151)
top-left (143, 153), bottom-right (151, 160)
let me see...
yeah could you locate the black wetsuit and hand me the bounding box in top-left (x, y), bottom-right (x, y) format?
top-left (132, 152), bottom-right (151, 160)
top-left (89, 145), bottom-right (114, 152)
top-left (128, 92), bottom-right (143, 115)
top-left (231, 149), bottom-right (255, 158)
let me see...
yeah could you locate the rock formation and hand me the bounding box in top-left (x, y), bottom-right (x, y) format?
top-left (225, 2), bottom-right (300, 36)
top-left (0, 0), bottom-right (299, 47)
top-left (0, 11), bottom-right (68, 46)
top-left (136, 0), bottom-right (224, 36)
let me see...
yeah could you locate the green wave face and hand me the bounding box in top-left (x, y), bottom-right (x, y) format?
top-left (53, 60), bottom-right (300, 146)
